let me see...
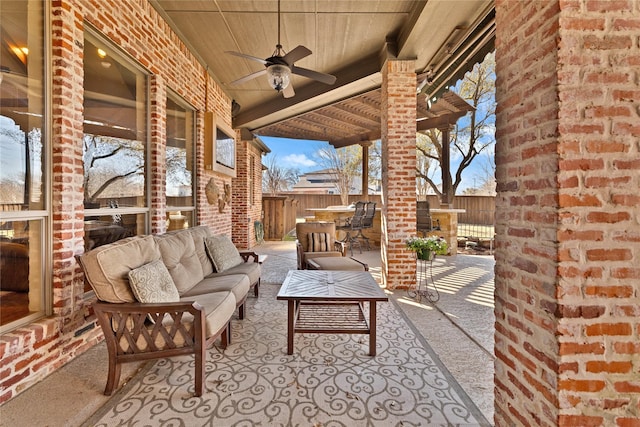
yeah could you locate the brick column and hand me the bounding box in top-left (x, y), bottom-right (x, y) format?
top-left (380, 59), bottom-right (416, 289)
top-left (149, 75), bottom-right (167, 234)
top-left (51, 1), bottom-right (87, 332)
top-left (494, 1), bottom-right (640, 426)
top-left (232, 130), bottom-right (250, 249)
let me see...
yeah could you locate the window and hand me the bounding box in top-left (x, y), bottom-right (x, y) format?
top-left (0, 0), bottom-right (47, 330)
top-left (82, 30), bottom-right (148, 252)
top-left (165, 93), bottom-right (195, 230)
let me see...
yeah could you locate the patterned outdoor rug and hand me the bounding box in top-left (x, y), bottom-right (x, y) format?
top-left (84, 283), bottom-right (489, 426)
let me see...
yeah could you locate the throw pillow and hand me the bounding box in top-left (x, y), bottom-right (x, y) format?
top-left (308, 232), bottom-right (332, 252)
top-left (204, 235), bottom-right (243, 272)
top-left (128, 260), bottom-right (180, 303)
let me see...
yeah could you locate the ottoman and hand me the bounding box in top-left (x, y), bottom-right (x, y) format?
top-left (307, 257), bottom-right (368, 271)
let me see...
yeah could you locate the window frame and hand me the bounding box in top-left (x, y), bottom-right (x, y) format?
top-left (82, 26), bottom-right (152, 237)
top-left (0, 0), bottom-right (51, 333)
top-left (165, 89), bottom-right (197, 230)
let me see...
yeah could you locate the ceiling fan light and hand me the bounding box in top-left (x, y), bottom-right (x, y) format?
top-left (266, 64), bottom-right (291, 91)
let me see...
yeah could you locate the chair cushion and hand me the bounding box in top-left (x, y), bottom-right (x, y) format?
top-left (179, 291), bottom-right (236, 337)
top-left (155, 231), bottom-right (204, 295)
top-left (213, 261), bottom-right (261, 286)
top-left (167, 226), bottom-right (215, 276)
top-left (204, 235), bottom-right (243, 272)
top-left (79, 235), bottom-right (161, 303)
top-left (308, 232), bottom-right (332, 252)
top-left (128, 260), bottom-right (180, 303)
top-left (181, 273), bottom-right (250, 304)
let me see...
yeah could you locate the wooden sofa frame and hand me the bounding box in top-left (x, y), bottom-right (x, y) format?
top-left (91, 300), bottom-right (229, 397)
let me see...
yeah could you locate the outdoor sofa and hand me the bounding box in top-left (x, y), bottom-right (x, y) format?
top-left (77, 225), bottom-right (261, 397)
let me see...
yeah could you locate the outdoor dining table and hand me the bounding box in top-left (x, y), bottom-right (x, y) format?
top-left (276, 269), bottom-right (388, 356)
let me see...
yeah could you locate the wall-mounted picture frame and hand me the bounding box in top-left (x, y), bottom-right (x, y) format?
top-left (204, 112), bottom-right (236, 177)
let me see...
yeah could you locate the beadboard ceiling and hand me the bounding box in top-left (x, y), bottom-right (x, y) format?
top-left (152, 0), bottom-right (495, 146)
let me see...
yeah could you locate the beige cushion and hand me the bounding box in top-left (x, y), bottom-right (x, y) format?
top-left (213, 261), bottom-right (261, 286)
top-left (168, 226), bottom-right (214, 276)
top-left (204, 235), bottom-right (243, 272)
top-left (308, 232), bottom-right (332, 252)
top-left (179, 291), bottom-right (236, 337)
top-left (155, 231), bottom-right (204, 294)
top-left (307, 257), bottom-right (367, 271)
top-left (79, 235), bottom-right (161, 303)
top-left (128, 260), bottom-right (179, 303)
top-left (181, 274), bottom-right (250, 304)
top-left (303, 251), bottom-right (344, 260)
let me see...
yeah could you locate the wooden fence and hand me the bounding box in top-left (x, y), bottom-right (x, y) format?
top-left (260, 193), bottom-right (495, 240)
top-left (270, 193), bottom-right (495, 224)
top-left (261, 196), bottom-right (299, 240)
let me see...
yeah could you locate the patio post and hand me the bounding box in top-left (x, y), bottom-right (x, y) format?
top-left (360, 141), bottom-right (372, 201)
top-left (380, 58), bottom-right (416, 290)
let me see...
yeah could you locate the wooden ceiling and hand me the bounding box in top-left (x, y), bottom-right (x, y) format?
top-left (254, 89), bottom-right (476, 148)
top-left (152, 0), bottom-right (495, 147)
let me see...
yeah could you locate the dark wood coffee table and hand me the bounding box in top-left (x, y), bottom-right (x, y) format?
top-left (276, 270), bottom-right (388, 356)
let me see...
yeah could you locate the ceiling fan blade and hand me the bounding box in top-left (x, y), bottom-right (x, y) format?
top-left (283, 45), bottom-right (312, 65)
top-left (229, 69), bottom-right (267, 86)
top-left (282, 82), bottom-right (295, 98)
top-left (225, 51), bottom-right (268, 65)
top-left (291, 66), bottom-right (337, 85)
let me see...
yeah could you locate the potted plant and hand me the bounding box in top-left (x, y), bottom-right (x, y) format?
top-left (406, 235), bottom-right (448, 260)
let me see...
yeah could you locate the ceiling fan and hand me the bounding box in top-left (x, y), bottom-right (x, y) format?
top-left (225, 0), bottom-right (336, 98)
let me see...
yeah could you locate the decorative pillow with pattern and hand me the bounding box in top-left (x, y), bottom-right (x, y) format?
top-left (308, 232), bottom-right (332, 252)
top-left (204, 235), bottom-right (243, 272)
top-left (128, 260), bottom-right (180, 303)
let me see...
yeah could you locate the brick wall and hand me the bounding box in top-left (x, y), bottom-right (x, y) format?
top-left (495, 0), bottom-right (640, 425)
top-left (380, 59), bottom-right (417, 290)
top-left (232, 137), bottom-right (264, 249)
top-left (0, 0), bottom-right (235, 402)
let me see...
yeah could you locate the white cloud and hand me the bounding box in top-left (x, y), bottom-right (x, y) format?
top-left (283, 153), bottom-right (317, 168)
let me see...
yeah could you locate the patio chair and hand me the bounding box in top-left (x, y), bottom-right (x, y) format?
top-left (417, 201), bottom-right (440, 235)
top-left (296, 221), bottom-right (346, 269)
top-left (335, 201), bottom-right (368, 256)
top-left (356, 201), bottom-right (376, 250)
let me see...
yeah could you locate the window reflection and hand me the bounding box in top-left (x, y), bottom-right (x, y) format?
top-left (83, 30), bottom-right (148, 255)
top-left (166, 93), bottom-right (195, 230)
top-left (0, 0), bottom-right (46, 330)
top-left (83, 33), bottom-right (147, 211)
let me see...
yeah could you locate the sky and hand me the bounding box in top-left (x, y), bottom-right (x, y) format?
top-left (259, 135), bottom-right (494, 194)
top-left (260, 136), bottom-right (331, 174)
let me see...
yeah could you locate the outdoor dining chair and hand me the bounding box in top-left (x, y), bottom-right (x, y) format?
top-left (417, 200), bottom-right (441, 235)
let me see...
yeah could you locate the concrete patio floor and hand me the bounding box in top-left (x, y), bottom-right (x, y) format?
top-left (0, 240), bottom-right (495, 426)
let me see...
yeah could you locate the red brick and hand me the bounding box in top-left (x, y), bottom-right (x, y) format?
top-left (614, 381), bottom-right (640, 393)
top-left (586, 248), bottom-right (632, 261)
top-left (558, 415), bottom-right (604, 426)
top-left (586, 360), bottom-right (632, 374)
top-left (585, 285), bottom-right (634, 298)
top-left (585, 323), bottom-right (632, 336)
top-left (560, 379), bottom-right (606, 392)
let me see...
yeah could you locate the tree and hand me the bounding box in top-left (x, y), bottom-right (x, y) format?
top-left (417, 52), bottom-right (496, 199)
top-left (416, 132), bottom-right (438, 198)
top-left (367, 140), bottom-right (383, 193)
top-left (318, 144), bottom-right (361, 205)
top-left (83, 135), bottom-right (144, 204)
top-left (262, 155), bottom-right (299, 195)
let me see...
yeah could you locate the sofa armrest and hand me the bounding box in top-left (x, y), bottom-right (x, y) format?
top-left (93, 301), bottom-right (206, 354)
top-left (239, 251), bottom-right (259, 263)
top-left (92, 300), bottom-right (216, 397)
top-left (334, 240), bottom-right (346, 256)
